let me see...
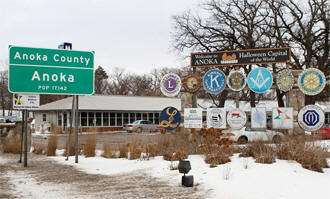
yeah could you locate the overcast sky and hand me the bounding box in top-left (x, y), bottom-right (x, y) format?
top-left (0, 0), bottom-right (201, 74)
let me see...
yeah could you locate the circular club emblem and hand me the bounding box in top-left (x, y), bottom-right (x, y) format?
top-left (227, 109), bottom-right (247, 129)
top-left (298, 105), bottom-right (325, 131)
top-left (298, 68), bottom-right (326, 96)
top-left (183, 74), bottom-right (201, 93)
top-left (247, 67), bottom-right (273, 93)
top-left (203, 69), bottom-right (226, 94)
top-left (227, 70), bottom-right (247, 91)
top-left (277, 69), bottom-right (294, 92)
top-left (160, 106), bottom-right (181, 130)
top-left (207, 108), bottom-right (226, 128)
top-left (160, 73), bottom-right (181, 97)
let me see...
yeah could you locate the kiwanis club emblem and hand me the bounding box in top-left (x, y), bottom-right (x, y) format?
top-left (160, 73), bottom-right (181, 97)
top-left (183, 74), bottom-right (201, 93)
top-left (298, 68), bottom-right (325, 96)
top-left (203, 69), bottom-right (226, 95)
top-left (276, 69), bottom-right (294, 92)
top-left (227, 70), bottom-right (247, 91)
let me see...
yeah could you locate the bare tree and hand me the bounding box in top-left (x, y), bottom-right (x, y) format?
top-left (0, 70), bottom-right (12, 115)
top-left (172, 0), bottom-right (274, 107)
top-left (94, 66), bottom-right (109, 94)
top-left (268, 0), bottom-right (330, 104)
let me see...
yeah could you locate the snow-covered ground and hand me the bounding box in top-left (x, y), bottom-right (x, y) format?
top-left (1, 140), bottom-right (329, 199)
top-left (50, 140), bottom-right (330, 199)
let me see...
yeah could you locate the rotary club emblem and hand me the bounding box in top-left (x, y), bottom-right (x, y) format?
top-left (227, 70), bottom-right (247, 91)
top-left (276, 69), bottom-right (294, 92)
top-left (298, 68), bottom-right (325, 95)
top-left (183, 74), bottom-right (201, 93)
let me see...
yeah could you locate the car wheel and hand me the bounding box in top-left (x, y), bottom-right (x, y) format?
top-left (136, 128), bottom-right (142, 133)
top-left (237, 136), bottom-right (248, 144)
top-left (272, 135), bottom-right (281, 143)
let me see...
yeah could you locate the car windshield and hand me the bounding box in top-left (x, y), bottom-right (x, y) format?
top-left (132, 120), bottom-right (140, 124)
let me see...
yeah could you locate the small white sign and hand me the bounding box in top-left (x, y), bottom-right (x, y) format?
top-left (251, 107), bottom-right (267, 129)
top-left (272, 107), bottom-right (294, 129)
top-left (207, 108), bottom-right (226, 128)
top-left (13, 94), bottom-right (40, 110)
top-left (184, 108), bottom-right (203, 128)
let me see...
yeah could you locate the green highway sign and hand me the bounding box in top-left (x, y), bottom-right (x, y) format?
top-left (9, 46), bottom-right (94, 95)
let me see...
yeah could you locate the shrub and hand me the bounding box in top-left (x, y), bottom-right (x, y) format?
top-left (63, 133), bottom-right (75, 157)
top-left (32, 143), bottom-right (44, 155)
top-left (102, 142), bottom-right (119, 158)
top-left (127, 139), bottom-right (145, 160)
top-left (84, 134), bottom-right (96, 157)
top-left (276, 136), bottom-right (330, 172)
top-left (46, 135), bottom-right (58, 156)
top-left (239, 140), bottom-right (275, 164)
top-left (3, 137), bottom-right (21, 154)
top-left (204, 146), bottom-right (234, 167)
top-left (163, 149), bottom-right (188, 161)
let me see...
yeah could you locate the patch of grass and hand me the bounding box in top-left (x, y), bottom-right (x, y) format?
top-left (239, 141), bottom-right (275, 164)
top-left (204, 146), bottom-right (234, 167)
top-left (84, 134), bottom-right (96, 157)
top-left (276, 136), bottom-right (329, 172)
top-left (63, 133), bottom-right (75, 157)
top-left (3, 137), bottom-right (21, 154)
top-left (46, 135), bottom-right (58, 156)
top-left (32, 143), bottom-right (44, 155)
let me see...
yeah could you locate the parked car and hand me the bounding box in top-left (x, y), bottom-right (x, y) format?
top-left (5, 116), bottom-right (22, 123)
top-left (0, 117), bottom-right (6, 123)
top-left (222, 127), bottom-right (283, 144)
top-left (123, 120), bottom-right (160, 133)
top-left (312, 124), bottom-right (330, 139)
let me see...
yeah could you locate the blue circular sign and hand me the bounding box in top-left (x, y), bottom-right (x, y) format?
top-left (160, 106), bottom-right (181, 130)
top-left (247, 67), bottom-right (273, 93)
top-left (203, 69), bottom-right (226, 94)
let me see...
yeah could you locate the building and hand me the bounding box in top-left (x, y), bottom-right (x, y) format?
top-left (35, 95), bottom-right (181, 132)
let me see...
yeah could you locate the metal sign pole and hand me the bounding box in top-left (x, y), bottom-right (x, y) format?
top-left (66, 96), bottom-right (75, 161)
top-left (23, 109), bottom-right (28, 167)
top-left (19, 110), bottom-right (24, 163)
top-left (75, 95), bottom-right (79, 163)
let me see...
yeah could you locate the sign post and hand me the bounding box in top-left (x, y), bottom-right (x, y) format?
top-left (9, 45), bottom-right (94, 166)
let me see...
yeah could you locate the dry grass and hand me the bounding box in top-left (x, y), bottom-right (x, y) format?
top-left (163, 149), bottom-right (188, 161)
top-left (32, 143), bottom-right (44, 155)
top-left (102, 142), bottom-right (120, 158)
top-left (63, 133), bottom-right (75, 156)
top-left (204, 146), bottom-right (234, 167)
top-left (46, 135), bottom-right (58, 156)
top-left (276, 136), bottom-right (329, 172)
top-left (84, 134), bottom-right (96, 157)
top-left (3, 137), bottom-right (21, 154)
top-left (192, 128), bottom-right (235, 167)
top-left (239, 140), bottom-right (276, 164)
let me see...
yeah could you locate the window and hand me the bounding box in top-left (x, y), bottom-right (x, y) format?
top-left (103, 112), bottom-right (109, 126)
top-left (123, 113), bottom-right (129, 124)
top-left (136, 113), bottom-right (141, 120)
top-left (81, 112), bottom-right (88, 126)
top-left (148, 113), bottom-right (154, 123)
top-left (154, 113), bottom-right (160, 124)
top-left (110, 113), bottom-right (116, 126)
top-left (57, 112), bottom-right (62, 126)
top-left (143, 113), bottom-right (147, 120)
top-left (325, 112), bottom-right (330, 125)
top-left (42, 114), bottom-right (47, 122)
top-left (130, 113), bottom-right (135, 123)
top-left (95, 112), bottom-right (102, 126)
top-left (117, 113), bottom-right (122, 126)
top-left (88, 112), bottom-right (95, 126)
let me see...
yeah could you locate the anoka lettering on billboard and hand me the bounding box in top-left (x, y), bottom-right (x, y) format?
top-left (191, 47), bottom-right (290, 67)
